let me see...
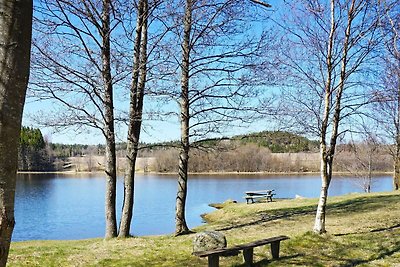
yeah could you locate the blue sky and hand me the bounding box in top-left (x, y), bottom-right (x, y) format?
top-left (22, 95), bottom-right (274, 145)
top-left (22, 98), bottom-right (182, 144)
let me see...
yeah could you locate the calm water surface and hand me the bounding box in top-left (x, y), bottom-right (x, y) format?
top-left (13, 173), bottom-right (392, 241)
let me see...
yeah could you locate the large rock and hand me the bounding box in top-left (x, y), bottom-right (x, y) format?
top-left (193, 231), bottom-right (227, 253)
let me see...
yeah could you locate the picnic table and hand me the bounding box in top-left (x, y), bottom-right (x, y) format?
top-left (244, 189), bottom-right (275, 204)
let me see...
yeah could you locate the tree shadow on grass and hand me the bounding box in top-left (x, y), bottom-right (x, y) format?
top-left (335, 223), bottom-right (400, 236)
top-left (215, 195), bottom-right (398, 232)
top-left (233, 254), bottom-right (304, 267)
top-left (301, 228), bottom-right (400, 267)
top-left (326, 195), bottom-right (398, 215)
top-left (327, 239), bottom-right (400, 267)
top-left (215, 205), bottom-right (317, 231)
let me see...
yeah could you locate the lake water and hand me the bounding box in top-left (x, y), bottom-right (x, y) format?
top-left (13, 173), bottom-right (393, 241)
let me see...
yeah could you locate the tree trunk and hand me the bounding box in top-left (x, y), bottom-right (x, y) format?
top-left (0, 0), bottom-right (32, 265)
top-left (118, 0), bottom-right (148, 238)
top-left (394, 154), bottom-right (400, 190)
top-left (102, 0), bottom-right (118, 239)
top-left (367, 153), bottom-right (372, 193)
top-left (175, 0), bottom-right (192, 236)
top-left (396, 65), bottom-right (400, 191)
top-left (175, 138), bottom-right (190, 235)
top-left (175, 136), bottom-right (190, 235)
top-left (104, 135), bottom-right (117, 238)
top-left (118, 144), bottom-right (137, 238)
top-left (313, 157), bottom-right (332, 234)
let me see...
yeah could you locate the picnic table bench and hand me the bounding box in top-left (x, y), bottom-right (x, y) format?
top-left (193, 235), bottom-right (289, 267)
top-left (244, 189), bottom-right (275, 204)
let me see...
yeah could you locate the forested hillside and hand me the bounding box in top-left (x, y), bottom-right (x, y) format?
top-left (236, 131), bottom-right (319, 153)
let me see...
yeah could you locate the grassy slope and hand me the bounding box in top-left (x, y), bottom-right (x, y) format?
top-left (9, 191), bottom-right (400, 267)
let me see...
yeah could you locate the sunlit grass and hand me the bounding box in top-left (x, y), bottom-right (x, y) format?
top-left (9, 191), bottom-right (400, 266)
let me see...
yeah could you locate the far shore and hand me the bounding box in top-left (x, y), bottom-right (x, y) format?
top-left (17, 170), bottom-right (393, 176)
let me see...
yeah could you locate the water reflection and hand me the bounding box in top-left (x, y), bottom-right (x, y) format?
top-left (13, 173), bottom-right (392, 241)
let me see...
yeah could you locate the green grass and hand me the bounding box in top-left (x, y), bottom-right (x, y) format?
top-left (9, 191), bottom-right (400, 266)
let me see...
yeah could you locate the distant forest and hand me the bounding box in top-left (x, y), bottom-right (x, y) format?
top-left (18, 127), bottom-right (391, 174)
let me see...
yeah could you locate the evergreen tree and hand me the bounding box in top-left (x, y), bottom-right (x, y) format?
top-left (18, 127), bottom-right (51, 171)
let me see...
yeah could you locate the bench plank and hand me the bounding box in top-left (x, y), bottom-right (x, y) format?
top-left (227, 235), bottom-right (289, 251)
top-left (245, 190), bottom-right (274, 195)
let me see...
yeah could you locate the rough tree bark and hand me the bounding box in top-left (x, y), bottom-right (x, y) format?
top-left (101, 0), bottom-right (118, 239)
top-left (175, 0), bottom-right (192, 236)
top-left (119, 0), bottom-right (148, 238)
top-left (0, 0), bottom-right (32, 265)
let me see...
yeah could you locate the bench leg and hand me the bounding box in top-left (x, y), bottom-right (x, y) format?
top-left (246, 198), bottom-right (254, 204)
top-left (270, 241), bottom-right (281, 259)
top-left (243, 247), bottom-right (254, 266)
top-left (208, 255), bottom-right (219, 267)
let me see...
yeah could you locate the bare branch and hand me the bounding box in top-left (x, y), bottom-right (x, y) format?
top-left (249, 0), bottom-right (272, 8)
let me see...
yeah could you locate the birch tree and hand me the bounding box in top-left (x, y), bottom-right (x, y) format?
top-left (0, 0), bottom-right (32, 265)
top-left (274, 0), bottom-right (382, 233)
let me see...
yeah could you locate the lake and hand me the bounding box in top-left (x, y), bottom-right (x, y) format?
top-left (13, 173), bottom-right (393, 241)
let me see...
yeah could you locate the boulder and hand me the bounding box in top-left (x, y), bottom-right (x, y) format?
top-left (193, 231), bottom-right (227, 253)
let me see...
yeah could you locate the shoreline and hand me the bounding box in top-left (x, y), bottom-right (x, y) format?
top-left (17, 170), bottom-right (393, 176)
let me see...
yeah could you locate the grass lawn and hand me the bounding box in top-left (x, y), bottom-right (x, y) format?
top-left (9, 191), bottom-right (400, 266)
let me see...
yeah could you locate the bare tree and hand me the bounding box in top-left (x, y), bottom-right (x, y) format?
top-left (32, 0), bottom-right (171, 238)
top-left (118, 0), bottom-right (149, 238)
top-left (372, 0), bottom-right (400, 190)
top-left (160, 0), bottom-right (271, 235)
top-left (31, 0), bottom-right (126, 238)
top-left (274, 0), bottom-right (382, 233)
top-left (0, 0), bottom-right (32, 265)
top-left (175, 0), bottom-right (192, 236)
top-left (336, 131), bottom-right (380, 193)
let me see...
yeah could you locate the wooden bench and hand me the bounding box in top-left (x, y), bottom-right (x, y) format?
top-left (244, 190), bottom-right (276, 204)
top-left (193, 235), bottom-right (289, 267)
